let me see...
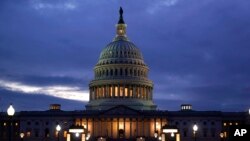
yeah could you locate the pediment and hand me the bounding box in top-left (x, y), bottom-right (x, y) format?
top-left (100, 105), bottom-right (141, 116)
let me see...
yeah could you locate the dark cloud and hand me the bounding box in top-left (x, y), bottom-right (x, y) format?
top-left (0, 0), bottom-right (250, 111)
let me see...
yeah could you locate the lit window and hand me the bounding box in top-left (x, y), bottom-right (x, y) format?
top-left (129, 89), bottom-right (132, 97)
top-left (76, 119), bottom-right (81, 125)
top-left (15, 123), bottom-right (18, 126)
top-left (223, 123), bottom-right (227, 126)
top-left (125, 87), bottom-right (128, 97)
top-left (27, 132), bottom-right (31, 137)
top-left (115, 86), bottom-right (118, 97)
top-left (229, 123), bottom-right (232, 125)
top-left (224, 132), bottom-right (227, 137)
top-left (235, 122), bottom-right (238, 125)
top-left (64, 131), bottom-right (67, 138)
top-left (110, 86), bottom-right (113, 97)
top-left (120, 87), bottom-right (124, 97)
top-left (4, 122), bottom-right (7, 126)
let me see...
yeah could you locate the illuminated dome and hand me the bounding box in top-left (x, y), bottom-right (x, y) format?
top-left (86, 7), bottom-right (156, 110)
top-left (97, 39), bottom-right (146, 67)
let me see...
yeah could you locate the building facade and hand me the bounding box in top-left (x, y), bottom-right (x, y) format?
top-left (0, 8), bottom-right (249, 141)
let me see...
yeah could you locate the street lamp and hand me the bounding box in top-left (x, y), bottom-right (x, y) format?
top-left (20, 132), bottom-right (25, 141)
top-left (220, 132), bottom-right (224, 141)
top-left (56, 124), bottom-right (61, 141)
top-left (171, 132), bottom-right (175, 137)
top-left (193, 124), bottom-right (198, 141)
top-left (75, 133), bottom-right (80, 137)
top-left (7, 104), bottom-right (15, 141)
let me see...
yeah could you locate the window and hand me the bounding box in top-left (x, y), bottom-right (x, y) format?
top-left (27, 131), bottom-right (31, 137)
top-left (183, 122), bottom-right (187, 125)
top-left (110, 86), bottom-right (113, 97)
top-left (203, 129), bottom-right (207, 137)
top-left (211, 128), bottom-right (216, 137)
top-left (183, 130), bottom-right (187, 137)
top-left (110, 69), bottom-right (113, 76)
top-left (211, 121), bottom-right (215, 125)
top-left (106, 70), bottom-right (108, 76)
top-left (120, 87), bottom-right (124, 97)
top-left (64, 131), bottom-right (67, 138)
top-left (120, 68), bottom-right (123, 75)
top-left (35, 130), bottom-right (39, 137)
top-left (175, 122), bottom-right (179, 125)
top-left (45, 128), bottom-right (49, 137)
top-left (125, 87), bottom-right (128, 97)
top-left (129, 89), bottom-right (133, 97)
top-left (115, 86), bottom-right (118, 97)
top-left (203, 121), bottom-right (207, 125)
top-left (115, 69), bottom-right (118, 76)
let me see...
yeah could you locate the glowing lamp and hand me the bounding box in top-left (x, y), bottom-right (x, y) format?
top-left (56, 124), bottom-right (61, 131)
top-left (193, 124), bottom-right (198, 132)
top-left (7, 104), bottom-right (15, 116)
top-left (20, 132), bottom-right (25, 138)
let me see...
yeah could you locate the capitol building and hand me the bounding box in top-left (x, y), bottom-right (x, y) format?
top-left (0, 8), bottom-right (249, 141)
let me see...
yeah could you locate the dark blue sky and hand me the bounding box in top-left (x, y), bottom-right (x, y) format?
top-left (0, 0), bottom-right (250, 112)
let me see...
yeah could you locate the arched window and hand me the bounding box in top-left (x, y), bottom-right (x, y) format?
top-left (125, 69), bottom-right (128, 76)
top-left (106, 69), bottom-right (109, 76)
top-left (115, 69), bottom-right (118, 76)
top-left (110, 69), bottom-right (113, 76)
top-left (120, 68), bottom-right (123, 76)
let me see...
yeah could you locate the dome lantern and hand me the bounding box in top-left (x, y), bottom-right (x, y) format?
top-left (115, 7), bottom-right (128, 40)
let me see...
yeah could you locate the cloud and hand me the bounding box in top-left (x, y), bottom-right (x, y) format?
top-left (30, 0), bottom-right (77, 11)
top-left (0, 79), bottom-right (89, 101)
top-left (147, 0), bottom-right (179, 14)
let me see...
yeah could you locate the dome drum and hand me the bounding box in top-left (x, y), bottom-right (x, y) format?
top-left (94, 65), bottom-right (149, 80)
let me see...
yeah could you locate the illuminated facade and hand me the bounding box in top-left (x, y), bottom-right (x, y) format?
top-left (0, 7), bottom-right (250, 141)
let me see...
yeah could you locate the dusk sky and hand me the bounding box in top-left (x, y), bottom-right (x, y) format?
top-left (0, 0), bottom-right (250, 112)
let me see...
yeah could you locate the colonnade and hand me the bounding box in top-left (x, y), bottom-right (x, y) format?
top-left (89, 85), bottom-right (153, 100)
top-left (75, 117), bottom-right (167, 139)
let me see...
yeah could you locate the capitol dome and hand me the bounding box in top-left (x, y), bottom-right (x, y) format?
top-left (97, 38), bottom-right (145, 66)
top-left (85, 8), bottom-right (156, 110)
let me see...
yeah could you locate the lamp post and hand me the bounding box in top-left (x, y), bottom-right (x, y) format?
top-left (193, 124), bottom-right (198, 141)
top-left (154, 130), bottom-right (158, 140)
top-left (20, 132), bottom-right (25, 141)
top-left (7, 104), bottom-right (15, 141)
top-left (220, 132), bottom-right (224, 141)
top-left (56, 124), bottom-right (61, 141)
